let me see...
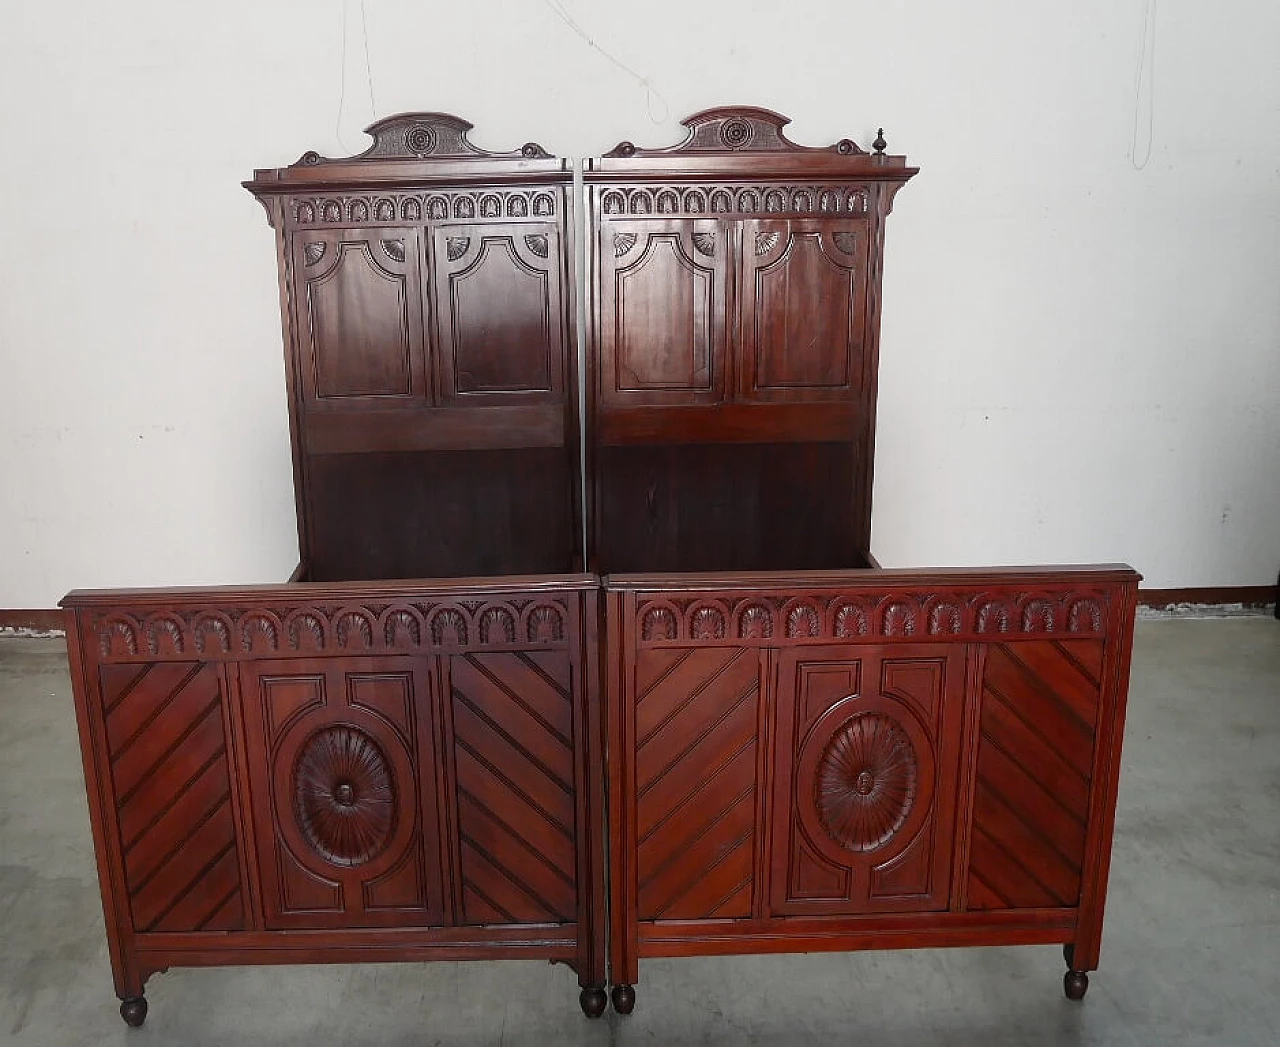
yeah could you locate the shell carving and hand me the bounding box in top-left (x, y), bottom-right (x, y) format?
top-left (815, 714), bottom-right (918, 853)
top-left (293, 727), bottom-right (395, 867)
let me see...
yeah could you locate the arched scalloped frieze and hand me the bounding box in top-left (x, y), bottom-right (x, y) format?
top-left (286, 611), bottom-right (326, 652)
top-left (381, 607), bottom-right (424, 648)
top-left (479, 193), bottom-right (502, 218)
top-left (784, 601), bottom-right (821, 639)
top-left (532, 192), bottom-right (555, 216)
top-left (602, 190), bottom-right (625, 215)
top-left (430, 608), bottom-right (469, 646)
top-left (765, 188), bottom-right (786, 212)
top-left (348, 198), bottom-right (370, 222)
top-left (426, 194), bottom-right (449, 220)
top-left (321, 199), bottom-right (342, 223)
top-left (736, 603), bottom-right (775, 640)
top-left (240, 612), bottom-right (281, 654)
top-left (688, 603), bottom-right (728, 641)
top-left (453, 195), bottom-right (475, 219)
top-left (628, 189), bottom-right (652, 215)
top-left (506, 194), bottom-right (528, 217)
top-left (882, 602), bottom-right (919, 638)
top-left (144, 615), bottom-right (185, 656)
top-left (791, 188), bottom-right (813, 212)
top-left (97, 617), bottom-right (140, 658)
top-left (640, 604), bottom-right (679, 642)
top-left (1020, 598), bottom-right (1057, 633)
top-left (833, 601), bottom-right (870, 638)
top-left (295, 201), bottom-right (316, 224)
top-left (374, 197), bottom-right (395, 222)
top-left (523, 603), bottom-right (565, 644)
top-left (478, 605), bottom-right (516, 644)
top-left (710, 189), bottom-right (733, 213)
top-left (926, 601), bottom-right (963, 636)
top-left (336, 610), bottom-right (375, 650)
top-left (401, 197), bottom-right (422, 221)
top-left (736, 188), bottom-right (760, 212)
top-left (1068, 598), bottom-right (1104, 633)
top-left (656, 189), bottom-right (679, 214)
top-left (682, 189), bottom-right (706, 213)
top-left (975, 600), bottom-right (1011, 634)
top-left (193, 614), bottom-right (232, 655)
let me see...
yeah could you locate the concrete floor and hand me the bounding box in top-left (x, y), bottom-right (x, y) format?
top-left (1, 618), bottom-right (1277, 1046)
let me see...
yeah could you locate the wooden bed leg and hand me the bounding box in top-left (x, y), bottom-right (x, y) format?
top-left (610, 984), bottom-right (636, 1014)
top-left (578, 986), bottom-right (607, 1018)
top-left (118, 994), bottom-right (148, 1027)
top-left (1063, 944), bottom-right (1089, 1001)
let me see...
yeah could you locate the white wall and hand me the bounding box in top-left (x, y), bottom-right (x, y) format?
top-left (1, 0), bottom-right (1277, 605)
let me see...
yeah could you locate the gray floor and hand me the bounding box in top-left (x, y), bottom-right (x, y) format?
top-left (1, 618), bottom-right (1277, 1046)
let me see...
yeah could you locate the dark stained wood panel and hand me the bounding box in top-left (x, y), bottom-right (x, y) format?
top-left (966, 641), bottom-right (1103, 910)
top-left (596, 442), bottom-right (866, 574)
top-left (293, 231), bottom-right (425, 402)
top-left (449, 652), bottom-right (578, 925)
top-left (433, 224), bottom-right (563, 402)
top-left (768, 646), bottom-right (965, 916)
top-left (305, 448), bottom-right (573, 581)
top-left (585, 108), bottom-right (909, 574)
top-left (249, 113), bottom-right (581, 580)
top-left (740, 220), bottom-right (869, 399)
top-left (101, 662), bottom-right (245, 934)
top-left (599, 222), bottom-right (726, 404)
top-left (240, 658), bottom-right (446, 930)
top-left (633, 646), bottom-right (760, 921)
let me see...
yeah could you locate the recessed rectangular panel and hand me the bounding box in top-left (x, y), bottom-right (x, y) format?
top-left (293, 230), bottom-right (426, 402)
top-left (239, 658), bottom-right (446, 929)
top-left (305, 447), bottom-right (574, 580)
top-left (769, 645), bottom-right (965, 917)
top-left (739, 219), bottom-right (869, 401)
top-left (433, 224), bottom-right (564, 402)
top-left (595, 441), bottom-right (865, 574)
top-left (599, 220), bottom-right (726, 404)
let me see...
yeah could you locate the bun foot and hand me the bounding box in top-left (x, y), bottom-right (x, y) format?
top-left (1064, 969), bottom-right (1089, 1001)
top-left (120, 996), bottom-right (148, 1027)
top-left (579, 987), bottom-right (607, 1019)
top-left (611, 984), bottom-right (636, 1015)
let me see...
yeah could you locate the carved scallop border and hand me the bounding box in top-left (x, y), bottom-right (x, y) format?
top-left (634, 590), bottom-right (1111, 646)
top-left (91, 597), bottom-right (571, 662)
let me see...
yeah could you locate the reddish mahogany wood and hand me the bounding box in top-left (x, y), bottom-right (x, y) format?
top-left (63, 574), bottom-right (607, 1018)
top-left (604, 568), bottom-right (1139, 1006)
top-left (584, 108), bottom-right (917, 574)
top-left (244, 114), bottom-right (582, 580)
top-left (60, 107), bottom-right (1143, 1028)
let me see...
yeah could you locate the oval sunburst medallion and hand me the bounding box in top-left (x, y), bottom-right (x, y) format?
top-left (814, 713), bottom-right (918, 853)
top-left (293, 726), bottom-right (396, 866)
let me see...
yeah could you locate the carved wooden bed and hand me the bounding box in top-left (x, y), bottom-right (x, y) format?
top-left (62, 109), bottom-right (1138, 1027)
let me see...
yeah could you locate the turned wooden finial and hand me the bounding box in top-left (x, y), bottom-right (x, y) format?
top-left (873, 128), bottom-right (887, 155)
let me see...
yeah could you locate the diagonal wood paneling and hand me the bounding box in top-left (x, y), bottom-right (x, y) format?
top-left (966, 641), bottom-right (1102, 910)
top-left (450, 652), bottom-right (577, 925)
top-left (101, 662), bottom-right (244, 933)
top-left (634, 647), bottom-right (760, 921)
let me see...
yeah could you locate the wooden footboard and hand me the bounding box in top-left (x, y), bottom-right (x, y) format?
top-left (603, 565), bottom-right (1139, 1010)
top-left (62, 575), bottom-right (607, 1021)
